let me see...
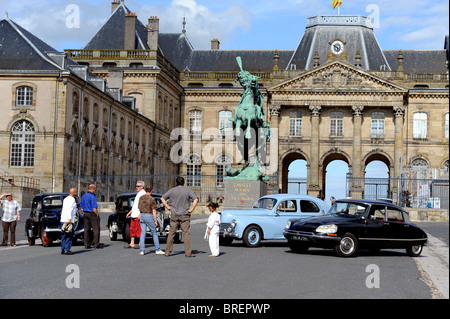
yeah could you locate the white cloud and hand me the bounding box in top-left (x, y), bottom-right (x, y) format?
top-left (139, 0), bottom-right (252, 49)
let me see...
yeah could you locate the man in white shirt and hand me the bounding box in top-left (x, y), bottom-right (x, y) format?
top-left (124, 181), bottom-right (146, 249)
top-left (1, 192), bottom-right (21, 247)
top-left (60, 188), bottom-right (78, 255)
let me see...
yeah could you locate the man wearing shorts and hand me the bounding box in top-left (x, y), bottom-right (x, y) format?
top-left (125, 180), bottom-right (146, 249)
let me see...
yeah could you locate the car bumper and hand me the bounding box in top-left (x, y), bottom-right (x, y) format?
top-left (44, 227), bottom-right (84, 236)
top-left (283, 229), bottom-right (341, 244)
top-left (219, 223), bottom-right (239, 239)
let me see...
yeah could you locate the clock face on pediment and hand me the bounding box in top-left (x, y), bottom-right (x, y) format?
top-left (268, 61), bottom-right (408, 93)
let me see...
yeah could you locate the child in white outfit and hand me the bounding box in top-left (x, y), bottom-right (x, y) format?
top-left (205, 202), bottom-right (221, 257)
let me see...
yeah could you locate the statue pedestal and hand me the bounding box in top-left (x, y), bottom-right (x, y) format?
top-left (224, 180), bottom-right (268, 210)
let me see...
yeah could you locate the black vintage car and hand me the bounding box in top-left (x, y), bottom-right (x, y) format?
top-left (25, 193), bottom-right (84, 247)
top-left (283, 199), bottom-right (428, 257)
top-left (107, 192), bottom-right (183, 243)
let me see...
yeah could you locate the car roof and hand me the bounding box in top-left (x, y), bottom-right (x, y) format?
top-left (35, 193), bottom-right (69, 197)
top-left (335, 198), bottom-right (405, 210)
top-left (259, 194), bottom-right (324, 201)
top-left (118, 192), bottom-right (162, 198)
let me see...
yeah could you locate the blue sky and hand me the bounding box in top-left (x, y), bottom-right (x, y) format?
top-left (1, 0), bottom-right (448, 51)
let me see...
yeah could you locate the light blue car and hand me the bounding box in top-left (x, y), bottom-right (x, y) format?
top-left (220, 194), bottom-right (330, 247)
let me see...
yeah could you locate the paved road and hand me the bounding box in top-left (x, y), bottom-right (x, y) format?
top-left (1, 213), bottom-right (448, 301)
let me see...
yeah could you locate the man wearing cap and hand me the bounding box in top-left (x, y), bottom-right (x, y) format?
top-left (60, 188), bottom-right (78, 255)
top-left (1, 192), bottom-right (21, 247)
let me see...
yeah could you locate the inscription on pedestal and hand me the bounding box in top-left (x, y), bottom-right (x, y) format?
top-left (224, 180), bottom-right (268, 210)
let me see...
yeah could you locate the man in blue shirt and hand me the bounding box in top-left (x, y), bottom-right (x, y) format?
top-left (80, 184), bottom-right (102, 249)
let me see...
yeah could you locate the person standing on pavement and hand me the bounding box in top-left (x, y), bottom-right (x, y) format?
top-left (1, 192), bottom-right (21, 247)
top-left (160, 176), bottom-right (198, 257)
top-left (124, 181), bottom-right (146, 249)
top-left (137, 185), bottom-right (165, 256)
top-left (80, 184), bottom-right (102, 249)
top-left (60, 188), bottom-right (78, 255)
top-left (205, 202), bottom-right (221, 257)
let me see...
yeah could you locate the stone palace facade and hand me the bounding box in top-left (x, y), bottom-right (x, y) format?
top-left (1, 1), bottom-right (448, 205)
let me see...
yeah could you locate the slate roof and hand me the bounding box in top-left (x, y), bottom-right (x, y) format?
top-left (287, 23), bottom-right (391, 71)
top-left (384, 50), bottom-right (448, 74)
top-left (81, 6), bottom-right (449, 75)
top-left (0, 17), bottom-right (64, 70)
top-left (84, 3), bottom-right (150, 50)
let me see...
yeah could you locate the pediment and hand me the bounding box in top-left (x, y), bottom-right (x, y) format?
top-left (268, 61), bottom-right (408, 93)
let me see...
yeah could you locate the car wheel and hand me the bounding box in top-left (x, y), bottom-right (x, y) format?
top-left (406, 244), bottom-right (423, 257)
top-left (219, 237), bottom-right (234, 246)
top-left (288, 240), bottom-right (309, 254)
top-left (41, 228), bottom-right (52, 247)
top-left (123, 223), bottom-right (130, 242)
top-left (174, 232), bottom-right (183, 243)
top-left (27, 236), bottom-right (35, 246)
top-left (335, 233), bottom-right (358, 257)
top-left (109, 224), bottom-right (117, 241)
top-left (243, 225), bottom-right (262, 248)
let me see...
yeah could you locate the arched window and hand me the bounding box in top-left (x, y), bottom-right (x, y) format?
top-left (10, 120), bottom-right (35, 167)
top-left (412, 158), bottom-right (428, 179)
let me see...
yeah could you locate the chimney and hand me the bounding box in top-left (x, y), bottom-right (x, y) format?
top-left (111, 0), bottom-right (121, 14)
top-left (147, 17), bottom-right (159, 51)
top-left (124, 12), bottom-right (137, 50)
top-left (211, 38), bottom-right (220, 50)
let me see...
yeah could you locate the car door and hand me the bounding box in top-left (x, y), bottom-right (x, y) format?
top-left (268, 199), bottom-right (299, 239)
top-left (298, 199), bottom-right (323, 219)
top-left (363, 204), bottom-right (390, 245)
top-left (386, 206), bottom-right (414, 247)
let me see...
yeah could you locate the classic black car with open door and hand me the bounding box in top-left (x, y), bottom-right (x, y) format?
top-left (284, 199), bottom-right (428, 257)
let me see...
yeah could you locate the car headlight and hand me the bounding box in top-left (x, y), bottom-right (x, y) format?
top-left (316, 224), bottom-right (338, 234)
top-left (227, 219), bottom-right (237, 232)
top-left (286, 220), bottom-right (292, 229)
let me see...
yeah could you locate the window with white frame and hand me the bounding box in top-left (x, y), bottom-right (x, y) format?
top-left (330, 112), bottom-right (343, 137)
top-left (289, 111), bottom-right (302, 137)
top-left (10, 120), bottom-right (35, 167)
top-left (413, 112), bottom-right (427, 139)
top-left (186, 155), bottom-right (201, 187)
top-left (216, 155), bottom-right (232, 187)
top-left (445, 113), bottom-right (449, 139)
top-left (371, 112), bottom-right (385, 138)
top-left (219, 110), bottom-right (233, 136)
top-left (16, 86), bottom-right (34, 106)
top-left (189, 110), bottom-right (202, 138)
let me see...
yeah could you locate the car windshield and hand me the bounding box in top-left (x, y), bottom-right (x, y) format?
top-left (328, 202), bottom-right (368, 218)
top-left (42, 195), bottom-right (64, 208)
top-left (253, 198), bottom-right (277, 210)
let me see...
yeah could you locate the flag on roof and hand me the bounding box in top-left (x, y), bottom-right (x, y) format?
top-left (332, 0), bottom-right (343, 9)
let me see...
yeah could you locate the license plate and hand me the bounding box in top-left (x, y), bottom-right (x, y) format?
top-left (293, 236), bottom-right (309, 241)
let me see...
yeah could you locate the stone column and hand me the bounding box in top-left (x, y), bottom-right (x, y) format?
top-left (392, 105), bottom-right (406, 204)
top-left (308, 105), bottom-right (322, 197)
top-left (269, 104), bottom-right (281, 189)
top-left (351, 105), bottom-right (364, 199)
top-left (393, 105), bottom-right (405, 178)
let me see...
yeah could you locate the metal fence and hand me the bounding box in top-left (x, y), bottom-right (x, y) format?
top-left (64, 174), bottom-right (279, 203)
top-left (347, 176), bottom-right (449, 209)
